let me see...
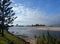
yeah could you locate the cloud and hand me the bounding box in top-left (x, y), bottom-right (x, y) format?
top-left (12, 3), bottom-right (60, 25)
top-left (12, 4), bottom-right (49, 24)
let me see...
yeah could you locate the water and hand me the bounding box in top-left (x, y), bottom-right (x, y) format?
top-left (8, 27), bottom-right (60, 38)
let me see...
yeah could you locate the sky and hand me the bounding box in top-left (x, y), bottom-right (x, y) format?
top-left (11, 0), bottom-right (60, 26)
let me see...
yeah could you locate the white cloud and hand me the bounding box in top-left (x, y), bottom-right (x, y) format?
top-left (12, 3), bottom-right (60, 25)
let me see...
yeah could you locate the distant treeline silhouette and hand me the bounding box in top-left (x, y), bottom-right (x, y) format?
top-left (32, 24), bottom-right (46, 26)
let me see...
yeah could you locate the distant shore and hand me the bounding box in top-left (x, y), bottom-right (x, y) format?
top-left (13, 26), bottom-right (60, 31)
top-left (30, 26), bottom-right (60, 31)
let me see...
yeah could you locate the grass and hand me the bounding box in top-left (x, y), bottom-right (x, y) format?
top-left (37, 32), bottom-right (60, 44)
top-left (0, 30), bottom-right (25, 44)
top-left (0, 37), bottom-right (8, 44)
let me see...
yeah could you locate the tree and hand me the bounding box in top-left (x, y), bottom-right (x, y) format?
top-left (35, 24), bottom-right (40, 26)
top-left (0, 0), bottom-right (17, 36)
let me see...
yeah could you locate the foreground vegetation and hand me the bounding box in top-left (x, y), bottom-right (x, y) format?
top-left (37, 32), bottom-right (60, 44)
top-left (0, 30), bottom-right (25, 44)
top-left (0, 30), bottom-right (60, 44)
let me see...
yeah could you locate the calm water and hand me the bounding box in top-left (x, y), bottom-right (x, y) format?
top-left (8, 27), bottom-right (60, 38)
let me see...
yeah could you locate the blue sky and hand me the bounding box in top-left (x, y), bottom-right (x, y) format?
top-left (11, 0), bottom-right (60, 26)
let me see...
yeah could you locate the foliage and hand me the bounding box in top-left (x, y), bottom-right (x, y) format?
top-left (37, 32), bottom-right (60, 44)
top-left (0, 0), bottom-right (17, 25)
top-left (0, 0), bottom-right (17, 36)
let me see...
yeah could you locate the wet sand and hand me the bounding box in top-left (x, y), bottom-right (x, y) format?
top-left (16, 35), bottom-right (36, 44)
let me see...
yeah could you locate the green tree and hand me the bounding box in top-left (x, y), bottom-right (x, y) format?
top-left (0, 0), bottom-right (17, 36)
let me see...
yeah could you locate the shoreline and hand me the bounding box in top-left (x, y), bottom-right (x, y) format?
top-left (9, 27), bottom-right (60, 44)
top-left (11, 26), bottom-right (60, 31)
top-left (17, 35), bottom-right (36, 44)
top-left (22, 26), bottom-right (60, 31)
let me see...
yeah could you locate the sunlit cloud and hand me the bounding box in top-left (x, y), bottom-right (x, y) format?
top-left (12, 4), bottom-right (50, 25)
top-left (11, 0), bottom-right (60, 26)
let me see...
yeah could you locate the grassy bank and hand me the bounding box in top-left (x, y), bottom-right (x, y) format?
top-left (37, 32), bottom-right (60, 44)
top-left (0, 36), bottom-right (8, 44)
top-left (0, 30), bottom-right (25, 44)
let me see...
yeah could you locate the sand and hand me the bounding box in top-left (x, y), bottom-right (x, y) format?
top-left (30, 26), bottom-right (60, 31)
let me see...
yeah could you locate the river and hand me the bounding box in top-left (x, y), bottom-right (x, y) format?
top-left (8, 27), bottom-right (60, 38)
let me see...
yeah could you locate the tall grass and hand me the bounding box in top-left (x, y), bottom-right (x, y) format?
top-left (37, 32), bottom-right (60, 44)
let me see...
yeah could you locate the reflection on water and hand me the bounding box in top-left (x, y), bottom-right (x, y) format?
top-left (8, 27), bottom-right (60, 38)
